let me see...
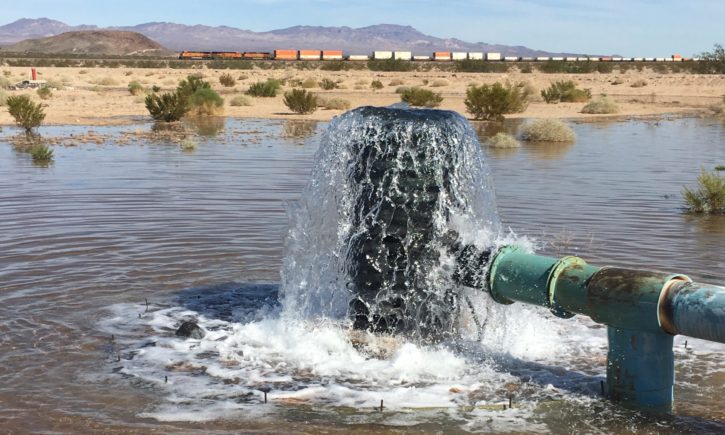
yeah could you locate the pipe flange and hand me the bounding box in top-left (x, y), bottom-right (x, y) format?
top-left (547, 255), bottom-right (581, 319)
top-left (486, 246), bottom-right (516, 305)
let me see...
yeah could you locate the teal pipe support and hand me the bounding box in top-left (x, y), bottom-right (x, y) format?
top-left (486, 245), bottom-right (725, 412)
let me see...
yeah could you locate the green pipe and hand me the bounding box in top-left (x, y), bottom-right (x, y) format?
top-left (485, 245), bottom-right (725, 411)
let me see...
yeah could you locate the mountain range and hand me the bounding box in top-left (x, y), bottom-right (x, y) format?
top-left (0, 18), bottom-right (576, 56)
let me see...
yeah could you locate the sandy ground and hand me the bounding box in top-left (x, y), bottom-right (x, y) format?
top-left (1, 65), bottom-right (724, 126)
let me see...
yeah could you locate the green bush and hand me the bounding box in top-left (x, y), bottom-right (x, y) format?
top-left (320, 61), bottom-right (350, 71)
top-left (37, 87), bottom-right (52, 100)
top-left (581, 96), bottom-right (619, 114)
top-left (464, 82), bottom-right (530, 121)
top-left (6, 95), bottom-right (46, 131)
top-left (367, 58), bottom-right (413, 72)
top-left (371, 80), bottom-right (384, 91)
top-left (246, 79), bottom-right (281, 97)
top-left (520, 119), bottom-right (575, 142)
top-left (30, 144), bottom-right (53, 163)
top-left (541, 81), bottom-right (592, 103)
top-left (177, 74), bottom-right (210, 98)
top-left (537, 61), bottom-right (594, 74)
top-left (219, 73), bottom-right (236, 87)
top-left (144, 92), bottom-right (189, 122)
top-left (128, 80), bottom-right (145, 96)
top-left (319, 78), bottom-right (337, 90)
top-left (283, 89), bottom-right (318, 114)
top-left (455, 60), bottom-right (510, 73)
top-left (400, 87), bottom-right (443, 107)
top-left (682, 168), bottom-right (725, 213)
top-left (188, 87), bottom-right (224, 116)
top-left (230, 95), bottom-right (252, 106)
top-left (487, 132), bottom-right (520, 148)
top-left (395, 86), bottom-right (411, 94)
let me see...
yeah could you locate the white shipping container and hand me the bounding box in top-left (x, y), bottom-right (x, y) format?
top-left (348, 55), bottom-right (370, 61)
top-left (565, 57), bottom-right (578, 61)
top-left (612, 57), bottom-right (623, 61)
top-left (322, 54), bottom-right (343, 60)
top-left (644, 57), bottom-right (655, 61)
top-left (656, 57), bottom-right (667, 62)
top-left (520, 57), bottom-right (534, 61)
top-left (394, 51), bottom-right (412, 60)
top-left (664, 58), bottom-right (673, 62)
top-left (468, 52), bottom-right (484, 60)
top-left (451, 52), bottom-right (467, 60)
top-left (373, 51), bottom-right (393, 60)
top-left (536, 56), bottom-right (550, 61)
top-left (633, 57), bottom-right (644, 61)
top-left (577, 57), bottom-right (589, 61)
top-left (504, 56), bottom-right (519, 61)
top-left (412, 55), bottom-right (430, 61)
top-left (551, 56), bottom-right (564, 61)
top-left (486, 52), bottom-right (502, 61)
top-left (589, 57), bottom-right (600, 61)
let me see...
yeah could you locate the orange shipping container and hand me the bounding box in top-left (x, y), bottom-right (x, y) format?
top-left (299, 50), bottom-right (321, 60)
top-left (274, 49), bottom-right (298, 60)
top-left (433, 52), bottom-right (451, 61)
top-left (322, 50), bottom-right (343, 60)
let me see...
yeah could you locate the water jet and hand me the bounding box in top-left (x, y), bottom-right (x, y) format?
top-left (284, 106), bottom-right (725, 413)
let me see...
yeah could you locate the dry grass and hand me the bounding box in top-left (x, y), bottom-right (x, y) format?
top-left (487, 132), bottom-right (520, 148)
top-left (318, 97), bottom-right (351, 110)
top-left (581, 96), bottom-right (619, 114)
top-left (388, 78), bottom-right (405, 86)
top-left (520, 119), bottom-right (575, 142)
top-left (230, 95), bottom-right (253, 106)
top-left (631, 79), bottom-right (648, 88)
top-left (430, 79), bottom-right (450, 87)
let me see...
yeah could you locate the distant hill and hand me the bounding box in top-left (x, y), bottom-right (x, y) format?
top-left (0, 18), bottom-right (581, 57)
top-left (2, 30), bottom-right (173, 56)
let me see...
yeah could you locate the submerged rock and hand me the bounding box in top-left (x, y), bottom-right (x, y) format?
top-left (175, 321), bottom-right (205, 339)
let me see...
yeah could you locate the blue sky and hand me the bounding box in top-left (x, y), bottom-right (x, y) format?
top-left (2, 0), bottom-right (723, 56)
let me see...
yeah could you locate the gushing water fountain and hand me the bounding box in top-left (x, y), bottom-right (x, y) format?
top-left (282, 106), bottom-right (725, 413)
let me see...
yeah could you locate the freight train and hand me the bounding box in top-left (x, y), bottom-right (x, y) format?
top-left (178, 50), bottom-right (697, 62)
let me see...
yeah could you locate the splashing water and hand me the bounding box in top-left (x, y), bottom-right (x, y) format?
top-left (281, 106), bottom-right (502, 339)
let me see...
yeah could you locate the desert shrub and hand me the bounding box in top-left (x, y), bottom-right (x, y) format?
top-left (188, 87), bottom-right (224, 116)
top-left (694, 43), bottom-right (725, 74)
top-left (219, 73), bottom-right (236, 87)
top-left (367, 58), bottom-right (413, 72)
top-left (430, 79), bottom-right (449, 87)
top-left (464, 82), bottom-right (530, 121)
top-left (246, 79), bottom-right (281, 97)
top-left (177, 74), bottom-right (210, 98)
top-left (319, 78), bottom-right (337, 90)
top-left (610, 77), bottom-right (625, 85)
top-left (541, 80), bottom-right (591, 103)
top-left (96, 77), bottom-right (118, 86)
top-left (145, 92), bottom-right (189, 122)
top-left (6, 95), bottom-right (46, 131)
top-left (45, 78), bottom-right (65, 90)
top-left (151, 85), bottom-right (161, 93)
top-left (519, 63), bottom-right (533, 73)
top-left (389, 78), bottom-right (405, 86)
top-left (487, 132), bottom-right (520, 148)
top-left (180, 138), bottom-right (198, 151)
top-left (301, 78), bottom-right (317, 88)
top-left (37, 87), bottom-right (52, 100)
top-left (371, 80), bottom-right (384, 90)
top-left (520, 119), bottom-right (575, 142)
top-left (631, 79), bottom-right (648, 88)
top-left (400, 87), bottom-right (443, 107)
top-left (128, 80), bottom-right (145, 96)
top-left (581, 96), bottom-right (619, 114)
top-left (2, 70), bottom-right (10, 77)
top-left (283, 89), bottom-right (318, 114)
top-left (682, 168), bottom-right (725, 213)
top-left (320, 61), bottom-right (350, 71)
top-left (455, 60), bottom-right (510, 73)
top-left (395, 86), bottom-right (411, 94)
top-left (230, 95), bottom-right (252, 106)
top-left (30, 144), bottom-right (53, 163)
top-left (318, 97), bottom-right (351, 110)
top-left (716, 165), bottom-right (725, 171)
top-left (596, 63), bottom-right (614, 73)
top-left (0, 76), bottom-right (11, 89)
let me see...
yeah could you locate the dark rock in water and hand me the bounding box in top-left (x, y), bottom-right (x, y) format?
top-left (175, 321), bottom-right (205, 339)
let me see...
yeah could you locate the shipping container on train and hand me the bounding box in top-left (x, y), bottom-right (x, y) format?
top-left (348, 54), bottom-right (370, 61)
top-left (298, 50), bottom-right (321, 60)
top-left (486, 52), bottom-right (502, 61)
top-left (412, 55), bottom-right (431, 61)
top-left (451, 52), bottom-right (468, 61)
top-left (273, 49), bottom-right (297, 60)
top-left (373, 51), bottom-right (393, 60)
top-left (322, 50), bottom-right (343, 60)
top-left (504, 56), bottom-right (519, 62)
top-left (468, 52), bottom-right (484, 60)
top-left (394, 51), bottom-right (412, 60)
top-left (433, 52), bottom-right (451, 61)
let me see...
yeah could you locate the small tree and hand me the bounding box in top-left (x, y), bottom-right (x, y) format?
top-left (465, 82), bottom-right (529, 121)
top-left (219, 73), bottom-right (236, 87)
top-left (6, 95), bottom-right (46, 131)
top-left (698, 43), bottom-right (725, 74)
top-left (145, 92), bottom-right (189, 122)
top-left (283, 89), bottom-right (318, 114)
